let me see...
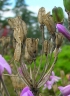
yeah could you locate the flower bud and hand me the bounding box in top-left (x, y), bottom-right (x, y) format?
top-left (52, 7), bottom-right (64, 24)
top-left (63, 0), bottom-right (70, 11)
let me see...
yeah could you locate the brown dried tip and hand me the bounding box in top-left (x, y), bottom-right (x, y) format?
top-left (38, 7), bottom-right (46, 24)
top-left (43, 12), bottom-right (56, 34)
top-left (43, 40), bottom-right (49, 56)
top-left (24, 38), bottom-right (39, 63)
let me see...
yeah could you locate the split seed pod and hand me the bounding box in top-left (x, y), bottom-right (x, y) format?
top-left (38, 7), bottom-right (46, 24)
top-left (43, 12), bottom-right (56, 34)
top-left (8, 16), bottom-right (27, 43)
top-left (24, 38), bottom-right (39, 62)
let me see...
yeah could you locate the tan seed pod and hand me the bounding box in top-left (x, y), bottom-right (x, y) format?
top-left (24, 38), bottom-right (39, 63)
top-left (14, 43), bottom-right (21, 61)
top-left (38, 7), bottom-right (46, 24)
top-left (8, 16), bottom-right (27, 43)
top-left (10, 74), bottom-right (26, 89)
top-left (0, 36), bottom-right (10, 46)
top-left (43, 12), bottom-right (56, 34)
top-left (43, 40), bottom-right (49, 56)
top-left (55, 33), bottom-right (63, 48)
top-left (26, 38), bottom-right (39, 57)
top-left (24, 46), bottom-right (33, 63)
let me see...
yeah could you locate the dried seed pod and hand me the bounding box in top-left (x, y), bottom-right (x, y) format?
top-left (8, 16), bottom-right (27, 43)
top-left (24, 38), bottom-right (39, 63)
top-left (26, 38), bottom-right (39, 58)
top-left (24, 45), bottom-right (33, 63)
top-left (14, 43), bottom-right (21, 61)
top-left (43, 40), bottom-right (49, 56)
top-left (11, 74), bottom-right (26, 89)
top-left (38, 7), bottom-right (46, 24)
top-left (55, 33), bottom-right (63, 48)
top-left (43, 12), bottom-right (56, 34)
top-left (0, 36), bottom-right (10, 46)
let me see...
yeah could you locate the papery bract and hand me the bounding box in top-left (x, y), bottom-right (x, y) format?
top-left (0, 55), bottom-right (11, 76)
top-left (20, 86), bottom-right (34, 96)
top-left (56, 24), bottom-right (70, 41)
top-left (58, 85), bottom-right (70, 96)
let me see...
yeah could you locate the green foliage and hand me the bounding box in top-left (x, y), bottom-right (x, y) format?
top-left (54, 45), bottom-right (70, 74)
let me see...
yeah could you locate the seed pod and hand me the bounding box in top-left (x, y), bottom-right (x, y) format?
top-left (38, 7), bottom-right (46, 24)
top-left (52, 7), bottom-right (64, 24)
top-left (63, 0), bottom-right (70, 12)
top-left (14, 43), bottom-right (21, 61)
top-left (8, 16), bottom-right (27, 43)
top-left (43, 40), bottom-right (49, 56)
top-left (55, 33), bottom-right (63, 48)
top-left (43, 12), bottom-right (56, 34)
top-left (26, 38), bottom-right (39, 57)
top-left (24, 38), bottom-right (39, 62)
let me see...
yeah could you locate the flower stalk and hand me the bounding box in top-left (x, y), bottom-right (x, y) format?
top-left (0, 77), bottom-right (10, 96)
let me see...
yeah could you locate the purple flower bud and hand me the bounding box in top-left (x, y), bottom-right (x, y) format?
top-left (58, 85), bottom-right (70, 96)
top-left (0, 55), bottom-right (12, 76)
top-left (56, 24), bottom-right (70, 41)
top-left (20, 86), bottom-right (34, 96)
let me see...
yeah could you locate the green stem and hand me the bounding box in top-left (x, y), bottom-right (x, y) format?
top-left (0, 77), bottom-right (10, 96)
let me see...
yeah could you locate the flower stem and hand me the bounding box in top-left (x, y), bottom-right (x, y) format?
top-left (0, 77), bottom-right (10, 96)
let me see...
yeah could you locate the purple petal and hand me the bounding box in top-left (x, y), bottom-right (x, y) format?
top-left (0, 55), bottom-right (11, 74)
top-left (51, 71), bottom-right (55, 76)
top-left (0, 65), bottom-right (4, 76)
top-left (21, 92), bottom-right (28, 96)
top-left (28, 90), bottom-right (34, 96)
top-left (44, 80), bottom-right (53, 90)
top-left (56, 24), bottom-right (70, 41)
top-left (58, 85), bottom-right (70, 96)
top-left (50, 76), bottom-right (61, 82)
top-left (20, 86), bottom-right (33, 96)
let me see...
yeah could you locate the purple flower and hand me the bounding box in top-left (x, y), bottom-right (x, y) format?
top-left (43, 71), bottom-right (61, 90)
top-left (58, 85), bottom-right (70, 96)
top-left (43, 80), bottom-right (53, 90)
top-left (20, 86), bottom-right (34, 96)
top-left (56, 24), bottom-right (70, 41)
top-left (50, 71), bottom-right (61, 83)
top-left (0, 55), bottom-right (11, 76)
